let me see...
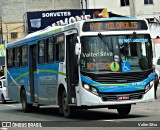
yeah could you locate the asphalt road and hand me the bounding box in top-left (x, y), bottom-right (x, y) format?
top-left (0, 85), bottom-right (160, 130)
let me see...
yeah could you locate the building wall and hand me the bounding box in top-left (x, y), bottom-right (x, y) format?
top-left (88, 0), bottom-right (130, 16)
top-left (134, 0), bottom-right (160, 19)
top-left (2, 23), bottom-right (24, 43)
top-left (1, 0), bottom-right (160, 43)
top-left (1, 0), bottom-right (80, 43)
top-left (2, 0), bottom-right (80, 23)
top-left (88, 0), bottom-right (160, 20)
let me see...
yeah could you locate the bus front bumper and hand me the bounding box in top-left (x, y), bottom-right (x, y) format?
top-left (78, 85), bottom-right (155, 107)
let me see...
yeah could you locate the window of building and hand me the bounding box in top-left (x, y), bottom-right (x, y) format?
top-left (144, 0), bottom-right (153, 4)
top-left (121, 0), bottom-right (130, 6)
top-left (22, 44), bottom-right (28, 66)
top-left (11, 32), bottom-right (18, 39)
top-left (38, 40), bottom-right (45, 64)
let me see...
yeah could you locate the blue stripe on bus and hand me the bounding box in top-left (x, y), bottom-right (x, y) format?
top-left (8, 69), bottom-right (65, 87)
top-left (81, 73), bottom-right (154, 92)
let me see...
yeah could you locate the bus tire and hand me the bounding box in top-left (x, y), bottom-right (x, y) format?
top-left (61, 90), bottom-right (74, 118)
top-left (1, 94), bottom-right (6, 104)
top-left (21, 89), bottom-right (32, 113)
top-left (117, 105), bottom-right (131, 116)
top-left (59, 106), bottom-right (63, 115)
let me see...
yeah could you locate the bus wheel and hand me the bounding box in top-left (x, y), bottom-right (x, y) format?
top-left (117, 105), bottom-right (131, 116)
top-left (1, 94), bottom-right (6, 104)
top-left (62, 91), bottom-right (74, 118)
top-left (21, 89), bottom-right (32, 113)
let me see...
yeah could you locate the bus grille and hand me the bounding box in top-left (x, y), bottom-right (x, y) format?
top-left (95, 74), bottom-right (145, 83)
top-left (100, 91), bottom-right (145, 101)
top-left (81, 70), bottom-right (152, 84)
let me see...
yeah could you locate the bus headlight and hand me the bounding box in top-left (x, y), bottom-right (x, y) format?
top-left (83, 84), bottom-right (98, 95)
top-left (145, 80), bottom-right (153, 93)
top-left (84, 84), bottom-right (90, 90)
top-left (91, 87), bottom-right (98, 95)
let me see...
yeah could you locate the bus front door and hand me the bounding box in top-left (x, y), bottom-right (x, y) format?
top-left (66, 34), bottom-right (78, 104)
top-left (29, 44), bottom-right (38, 103)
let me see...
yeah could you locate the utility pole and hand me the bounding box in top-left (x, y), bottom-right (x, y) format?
top-left (85, 0), bottom-right (87, 9)
top-left (0, 17), bottom-right (2, 44)
top-left (6, 25), bottom-right (8, 43)
top-left (129, 0), bottom-right (136, 17)
top-left (80, 0), bottom-right (85, 20)
top-left (0, 0), bottom-right (3, 44)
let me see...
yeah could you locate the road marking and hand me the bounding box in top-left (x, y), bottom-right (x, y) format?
top-left (100, 120), bottom-right (115, 121)
top-left (0, 128), bottom-right (9, 130)
top-left (100, 119), bottom-right (122, 122)
top-left (6, 105), bottom-right (17, 108)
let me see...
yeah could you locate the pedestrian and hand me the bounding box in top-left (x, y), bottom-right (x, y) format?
top-left (153, 65), bottom-right (159, 99)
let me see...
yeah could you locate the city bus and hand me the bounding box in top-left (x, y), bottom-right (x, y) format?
top-left (6, 17), bottom-right (155, 118)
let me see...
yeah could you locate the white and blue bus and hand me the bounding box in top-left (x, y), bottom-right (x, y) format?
top-left (6, 17), bottom-right (155, 118)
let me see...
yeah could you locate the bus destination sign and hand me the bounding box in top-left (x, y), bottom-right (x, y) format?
top-left (82, 20), bottom-right (148, 31)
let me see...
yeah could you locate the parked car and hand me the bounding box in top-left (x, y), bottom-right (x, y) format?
top-left (0, 78), bottom-right (9, 103)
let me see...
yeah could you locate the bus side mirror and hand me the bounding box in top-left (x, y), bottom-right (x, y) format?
top-left (75, 43), bottom-right (81, 55)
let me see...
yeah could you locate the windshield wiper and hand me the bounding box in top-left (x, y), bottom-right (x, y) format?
top-left (98, 32), bottom-right (117, 68)
top-left (98, 32), bottom-right (113, 52)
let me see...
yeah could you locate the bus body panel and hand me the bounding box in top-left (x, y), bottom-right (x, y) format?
top-left (37, 63), bottom-right (59, 104)
top-left (7, 67), bottom-right (29, 102)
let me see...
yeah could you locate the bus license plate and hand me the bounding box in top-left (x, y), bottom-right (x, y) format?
top-left (117, 95), bottom-right (130, 100)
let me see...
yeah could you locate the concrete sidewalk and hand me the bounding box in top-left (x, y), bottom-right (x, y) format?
top-left (156, 84), bottom-right (160, 99)
top-left (132, 84), bottom-right (160, 112)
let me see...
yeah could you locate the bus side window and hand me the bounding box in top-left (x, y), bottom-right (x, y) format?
top-left (56, 43), bottom-right (59, 61)
top-left (46, 37), bottom-right (54, 63)
top-left (38, 40), bottom-right (45, 64)
top-left (0, 81), bottom-right (1, 88)
top-left (7, 49), bottom-right (14, 68)
top-left (22, 44), bottom-right (28, 66)
top-left (14, 47), bottom-right (20, 67)
top-left (55, 34), bottom-right (64, 62)
top-left (157, 59), bottom-right (160, 65)
top-left (58, 43), bottom-right (64, 62)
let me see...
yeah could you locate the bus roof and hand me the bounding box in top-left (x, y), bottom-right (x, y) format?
top-left (6, 17), bottom-right (144, 48)
top-left (86, 17), bottom-right (138, 21)
top-left (6, 25), bottom-right (64, 48)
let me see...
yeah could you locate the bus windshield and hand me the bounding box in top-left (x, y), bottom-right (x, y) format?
top-left (80, 34), bottom-right (152, 73)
